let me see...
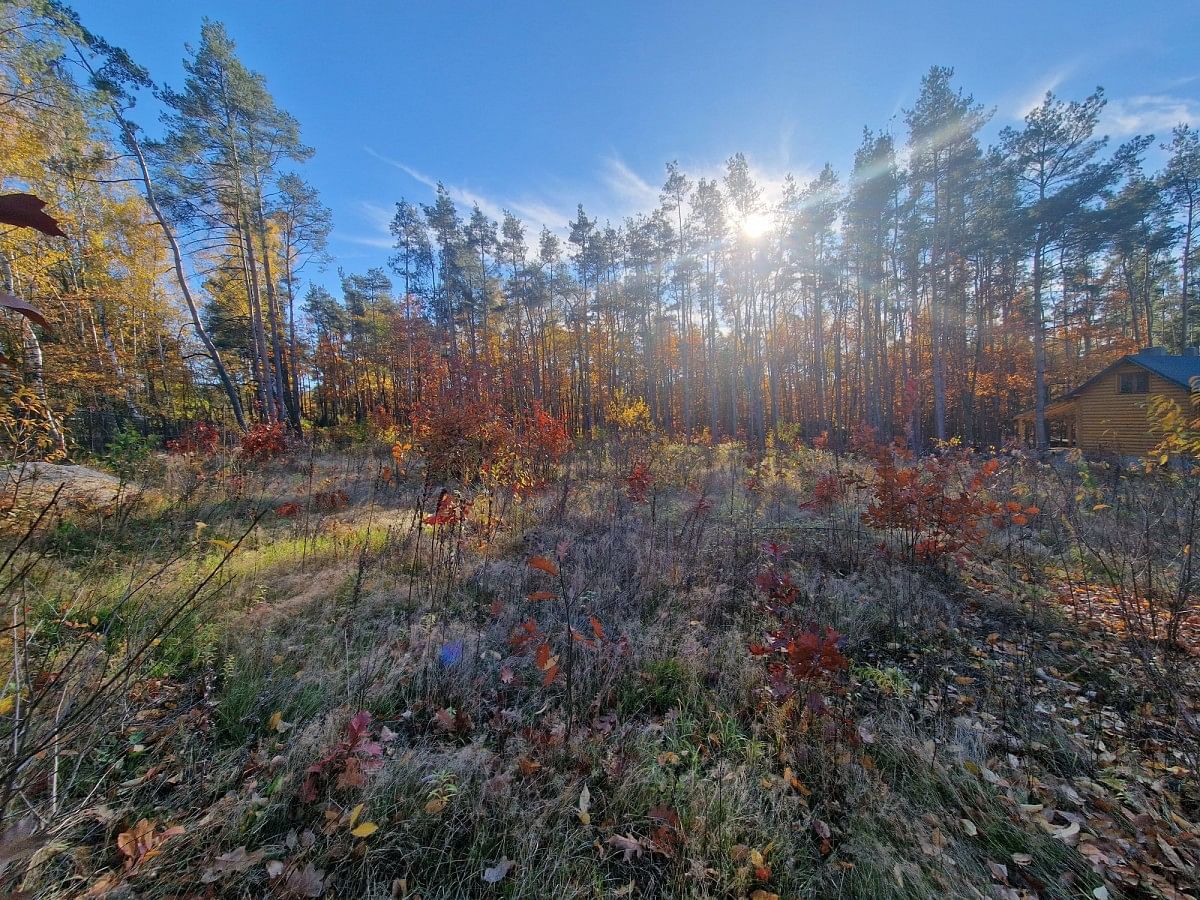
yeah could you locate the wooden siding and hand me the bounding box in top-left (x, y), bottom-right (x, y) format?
top-left (1075, 363), bottom-right (1191, 455)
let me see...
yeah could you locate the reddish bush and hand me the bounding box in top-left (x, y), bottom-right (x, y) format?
top-left (412, 379), bottom-right (509, 484)
top-left (855, 432), bottom-right (1036, 563)
top-left (519, 401), bottom-right (572, 478)
top-left (274, 502), bottom-right (302, 518)
top-left (313, 489), bottom-right (349, 511)
top-left (750, 623), bottom-right (849, 705)
top-left (300, 711), bottom-right (383, 802)
top-left (805, 473), bottom-right (846, 510)
top-left (240, 422), bottom-right (288, 461)
top-left (749, 544), bottom-right (850, 718)
top-left (413, 366), bottom-right (572, 492)
top-left (166, 421), bottom-right (219, 455)
top-left (483, 402), bottom-right (574, 495)
top-left (625, 462), bottom-right (652, 503)
top-left (423, 489), bottom-right (471, 527)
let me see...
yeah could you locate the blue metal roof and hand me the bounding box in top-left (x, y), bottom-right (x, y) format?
top-left (1061, 349), bottom-right (1200, 401)
top-left (1126, 351), bottom-right (1200, 390)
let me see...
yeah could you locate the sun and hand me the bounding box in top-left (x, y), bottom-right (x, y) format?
top-left (740, 211), bottom-right (773, 239)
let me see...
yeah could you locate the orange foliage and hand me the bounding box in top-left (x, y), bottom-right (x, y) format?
top-left (853, 429), bottom-right (1038, 562)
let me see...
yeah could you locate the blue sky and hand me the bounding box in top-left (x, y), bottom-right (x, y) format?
top-left (76, 1), bottom-right (1200, 291)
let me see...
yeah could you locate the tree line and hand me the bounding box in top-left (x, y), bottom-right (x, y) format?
top-left (2, 1), bottom-right (1198, 459)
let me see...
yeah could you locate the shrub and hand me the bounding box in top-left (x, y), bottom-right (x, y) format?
top-left (749, 543), bottom-right (851, 721)
top-left (166, 421), bottom-right (219, 456)
top-left (239, 422), bottom-right (288, 461)
top-left (483, 401), bottom-right (573, 495)
top-left (300, 711), bottom-right (384, 802)
top-left (854, 429), bottom-right (1036, 563)
top-left (412, 382), bottom-right (508, 484)
top-left (625, 461), bottom-right (653, 503)
top-left (606, 391), bottom-right (652, 433)
top-left (104, 426), bottom-right (157, 482)
top-left (413, 367), bottom-right (570, 491)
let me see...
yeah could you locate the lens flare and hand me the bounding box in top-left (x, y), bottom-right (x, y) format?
top-left (740, 211), bottom-right (772, 238)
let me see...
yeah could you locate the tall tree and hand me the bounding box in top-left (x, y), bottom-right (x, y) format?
top-left (1164, 125), bottom-right (1200, 350)
top-left (906, 66), bottom-right (990, 442)
top-left (155, 19), bottom-right (312, 424)
top-left (1002, 88), bottom-right (1129, 449)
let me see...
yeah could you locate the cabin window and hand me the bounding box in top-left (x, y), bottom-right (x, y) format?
top-left (1118, 372), bottom-right (1149, 394)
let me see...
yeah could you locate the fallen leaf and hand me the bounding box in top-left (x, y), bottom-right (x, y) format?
top-left (350, 822), bottom-right (378, 838)
top-left (482, 857), bottom-right (514, 883)
top-left (200, 846), bottom-right (265, 882)
top-left (607, 833), bottom-right (644, 862)
top-left (284, 862), bottom-right (326, 897)
top-left (517, 756), bottom-right (542, 776)
top-left (268, 710), bottom-right (292, 733)
top-left (1052, 821), bottom-right (1080, 843)
top-left (578, 784), bottom-right (591, 826)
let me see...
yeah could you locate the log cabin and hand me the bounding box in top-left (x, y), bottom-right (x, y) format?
top-left (1015, 347), bottom-right (1200, 456)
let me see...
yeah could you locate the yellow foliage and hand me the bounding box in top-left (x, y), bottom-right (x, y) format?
top-left (605, 390), bottom-right (652, 433)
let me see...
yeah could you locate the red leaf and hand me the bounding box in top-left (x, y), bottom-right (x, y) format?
top-left (528, 556), bottom-right (560, 577)
top-left (0, 193), bottom-right (65, 237)
top-left (0, 293), bottom-right (50, 330)
top-left (590, 616), bottom-right (605, 641)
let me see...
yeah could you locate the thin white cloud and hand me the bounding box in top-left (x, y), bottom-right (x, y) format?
top-left (1010, 64), bottom-right (1076, 119)
top-left (341, 234), bottom-right (394, 250)
top-left (365, 146), bottom-right (578, 236)
top-left (359, 200), bottom-right (393, 230)
top-left (601, 156), bottom-right (661, 210)
top-left (507, 198), bottom-right (575, 231)
top-left (338, 200), bottom-right (395, 250)
top-left (359, 146), bottom-right (824, 250)
top-left (1161, 74), bottom-right (1199, 91)
top-left (1102, 94), bottom-right (1198, 136)
top-left (365, 147), bottom-right (508, 223)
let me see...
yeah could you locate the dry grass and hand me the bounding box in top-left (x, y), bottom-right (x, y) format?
top-left (1, 440), bottom-right (1197, 898)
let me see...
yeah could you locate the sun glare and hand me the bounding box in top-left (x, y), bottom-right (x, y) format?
top-left (740, 211), bottom-right (773, 239)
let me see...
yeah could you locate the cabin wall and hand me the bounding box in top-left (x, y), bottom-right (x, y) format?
top-left (1075, 364), bottom-right (1191, 455)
